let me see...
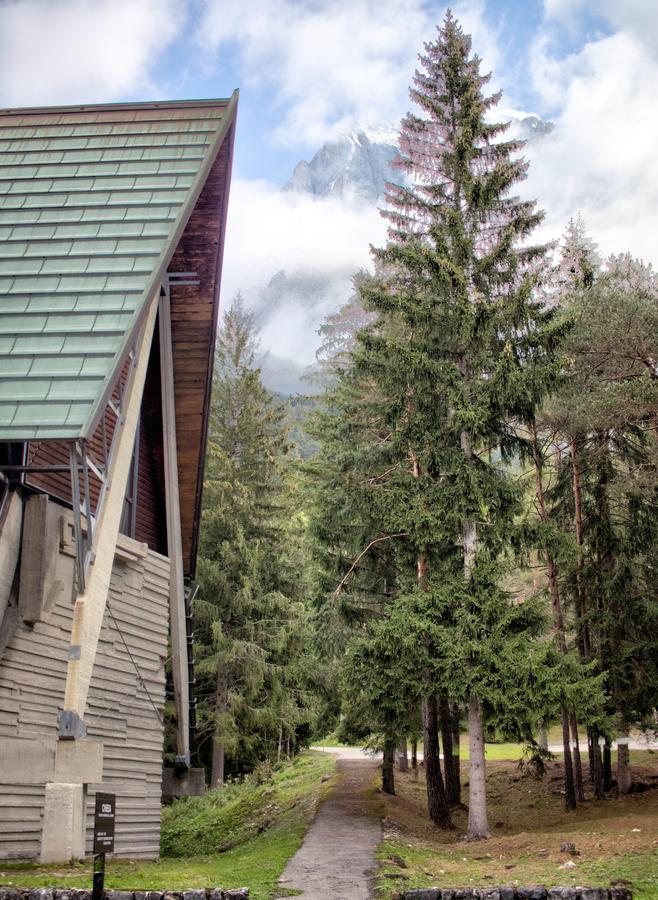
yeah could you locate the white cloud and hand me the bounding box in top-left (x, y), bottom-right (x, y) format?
top-left (0, 0), bottom-right (186, 106)
top-left (525, 28), bottom-right (658, 266)
top-left (222, 178), bottom-right (386, 301)
top-left (220, 178), bottom-right (388, 371)
top-left (544, 0), bottom-right (658, 53)
top-left (197, 0), bottom-right (502, 148)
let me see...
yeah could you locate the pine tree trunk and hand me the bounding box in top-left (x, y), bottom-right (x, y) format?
top-left (570, 713), bottom-right (585, 801)
top-left (588, 727), bottom-right (604, 799)
top-left (411, 738), bottom-right (418, 779)
top-left (439, 695), bottom-right (457, 806)
top-left (537, 723), bottom-right (548, 751)
top-left (466, 692), bottom-right (491, 840)
top-left (561, 710), bottom-right (577, 811)
top-left (277, 723), bottom-right (283, 763)
top-left (398, 738), bottom-right (409, 772)
top-left (422, 695), bottom-right (453, 829)
top-left (450, 701), bottom-right (461, 805)
top-left (211, 739), bottom-right (225, 788)
top-left (383, 742), bottom-right (396, 795)
top-left (617, 733), bottom-right (632, 795)
top-left (603, 738), bottom-right (612, 792)
top-left (211, 672), bottom-right (228, 787)
top-left (571, 440), bottom-right (592, 659)
top-left (531, 427), bottom-right (577, 811)
top-left (460, 426), bottom-right (489, 838)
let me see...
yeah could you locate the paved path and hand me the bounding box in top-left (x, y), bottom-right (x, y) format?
top-left (277, 757), bottom-right (382, 900)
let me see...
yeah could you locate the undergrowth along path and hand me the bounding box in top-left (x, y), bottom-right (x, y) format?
top-left (277, 757), bottom-right (382, 899)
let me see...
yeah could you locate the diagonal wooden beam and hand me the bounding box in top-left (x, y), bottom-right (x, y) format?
top-left (59, 290), bottom-right (159, 738)
top-left (159, 282), bottom-right (190, 763)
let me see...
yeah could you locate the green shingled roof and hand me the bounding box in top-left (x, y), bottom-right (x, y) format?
top-left (0, 96), bottom-right (237, 441)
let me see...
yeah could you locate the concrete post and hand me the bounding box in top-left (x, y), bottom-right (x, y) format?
top-left (40, 782), bottom-right (86, 863)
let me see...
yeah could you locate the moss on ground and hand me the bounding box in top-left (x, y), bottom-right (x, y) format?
top-left (0, 752), bottom-right (336, 900)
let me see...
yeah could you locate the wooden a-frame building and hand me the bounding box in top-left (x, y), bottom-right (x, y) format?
top-left (0, 95), bottom-right (237, 861)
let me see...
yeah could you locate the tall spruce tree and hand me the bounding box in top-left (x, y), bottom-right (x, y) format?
top-left (350, 12), bottom-right (565, 839)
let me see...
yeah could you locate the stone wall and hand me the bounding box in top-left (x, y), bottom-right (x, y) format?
top-left (397, 889), bottom-right (632, 900)
top-left (0, 504), bottom-right (170, 860)
top-left (0, 891), bottom-right (248, 900)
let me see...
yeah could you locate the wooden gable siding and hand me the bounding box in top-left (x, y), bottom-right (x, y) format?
top-left (167, 121), bottom-right (235, 576)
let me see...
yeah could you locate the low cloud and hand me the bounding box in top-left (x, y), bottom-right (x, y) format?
top-left (222, 178), bottom-right (386, 303)
top-left (0, 0), bottom-right (186, 106)
top-left (197, 0), bottom-right (502, 149)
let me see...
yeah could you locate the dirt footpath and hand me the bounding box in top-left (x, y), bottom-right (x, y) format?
top-left (277, 757), bottom-right (382, 899)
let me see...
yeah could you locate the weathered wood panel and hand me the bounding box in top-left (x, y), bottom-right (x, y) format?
top-left (0, 507), bottom-right (169, 860)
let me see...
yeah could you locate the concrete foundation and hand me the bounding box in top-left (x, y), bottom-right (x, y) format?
top-left (40, 782), bottom-right (86, 863)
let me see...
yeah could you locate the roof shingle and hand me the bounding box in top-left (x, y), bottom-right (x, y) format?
top-left (0, 96), bottom-right (237, 441)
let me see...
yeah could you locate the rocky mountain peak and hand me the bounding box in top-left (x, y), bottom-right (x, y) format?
top-left (283, 115), bottom-right (554, 203)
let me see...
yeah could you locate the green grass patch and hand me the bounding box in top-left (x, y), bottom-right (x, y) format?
top-left (376, 753), bottom-right (658, 900)
top-left (377, 843), bottom-right (658, 900)
top-left (0, 752), bottom-right (336, 900)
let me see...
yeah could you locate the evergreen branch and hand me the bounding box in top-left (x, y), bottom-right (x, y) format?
top-left (332, 533), bottom-right (408, 600)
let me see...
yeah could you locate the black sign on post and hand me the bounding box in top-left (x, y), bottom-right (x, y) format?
top-left (94, 792), bottom-right (116, 853)
top-left (93, 793), bottom-right (116, 900)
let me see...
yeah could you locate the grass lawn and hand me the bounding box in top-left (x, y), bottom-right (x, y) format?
top-left (376, 750), bottom-right (658, 900)
top-left (0, 752), bottom-right (336, 900)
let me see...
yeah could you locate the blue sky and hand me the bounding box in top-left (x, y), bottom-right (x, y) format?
top-left (1, 0), bottom-right (656, 374)
top-left (0, 0), bottom-right (616, 184)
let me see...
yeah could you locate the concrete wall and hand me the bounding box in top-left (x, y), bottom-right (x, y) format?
top-left (0, 504), bottom-right (170, 860)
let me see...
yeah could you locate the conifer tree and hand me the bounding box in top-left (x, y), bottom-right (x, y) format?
top-left (546, 252), bottom-right (658, 795)
top-left (350, 12), bottom-right (565, 839)
top-left (195, 297), bottom-right (309, 784)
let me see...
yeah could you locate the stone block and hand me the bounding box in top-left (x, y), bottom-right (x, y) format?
top-left (609, 890), bottom-right (632, 900)
top-left (183, 892), bottom-right (206, 900)
top-left (144, 893), bottom-right (165, 900)
top-left (222, 892), bottom-right (249, 900)
top-left (209, 890), bottom-right (224, 900)
top-left (517, 888), bottom-right (548, 900)
top-left (499, 888), bottom-right (515, 900)
top-left (104, 892), bottom-right (134, 900)
top-left (403, 892), bottom-right (440, 900)
top-left (578, 891), bottom-right (607, 900)
top-left (478, 891), bottom-right (501, 900)
top-left (28, 891), bottom-right (53, 900)
top-left (0, 891), bottom-right (21, 900)
top-left (548, 889), bottom-right (577, 900)
top-left (54, 740), bottom-right (103, 783)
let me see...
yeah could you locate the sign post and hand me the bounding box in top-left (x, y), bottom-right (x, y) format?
top-left (92, 792), bottom-right (115, 900)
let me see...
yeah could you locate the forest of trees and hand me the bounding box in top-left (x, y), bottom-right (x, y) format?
top-left (188, 12), bottom-right (658, 841)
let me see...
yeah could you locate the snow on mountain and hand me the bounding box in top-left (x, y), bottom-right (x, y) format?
top-left (283, 115), bottom-right (554, 203)
top-left (257, 116), bottom-right (554, 393)
top-left (283, 128), bottom-right (399, 202)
